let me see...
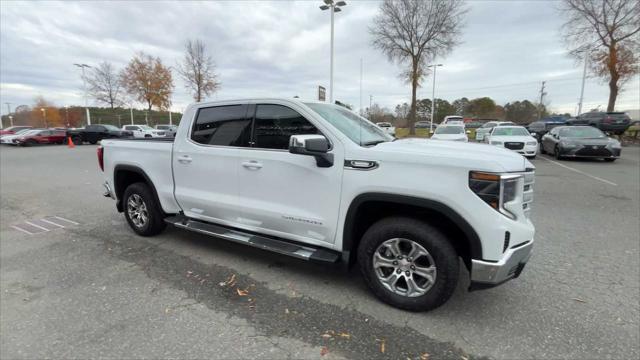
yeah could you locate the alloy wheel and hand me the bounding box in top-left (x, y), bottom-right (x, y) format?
top-left (372, 238), bottom-right (437, 298)
top-left (127, 194), bottom-right (148, 228)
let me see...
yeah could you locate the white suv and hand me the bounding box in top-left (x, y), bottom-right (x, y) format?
top-left (122, 125), bottom-right (166, 138)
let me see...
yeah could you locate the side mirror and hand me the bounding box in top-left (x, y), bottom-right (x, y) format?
top-left (289, 134), bottom-right (333, 168)
top-left (466, 130), bottom-right (471, 134)
top-left (530, 132), bottom-right (537, 136)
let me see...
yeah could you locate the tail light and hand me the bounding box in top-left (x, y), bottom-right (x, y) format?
top-left (97, 146), bottom-right (104, 171)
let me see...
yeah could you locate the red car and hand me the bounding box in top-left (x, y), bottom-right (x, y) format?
top-left (13, 129), bottom-right (67, 146)
top-left (0, 125), bottom-right (33, 136)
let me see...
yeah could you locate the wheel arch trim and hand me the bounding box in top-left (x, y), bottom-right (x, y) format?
top-left (113, 164), bottom-right (164, 214)
top-left (341, 193), bottom-right (483, 263)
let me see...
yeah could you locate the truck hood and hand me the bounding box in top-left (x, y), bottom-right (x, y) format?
top-left (371, 138), bottom-right (530, 172)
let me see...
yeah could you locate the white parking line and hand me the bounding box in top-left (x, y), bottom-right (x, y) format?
top-left (24, 221), bottom-right (51, 232)
top-left (539, 156), bottom-right (618, 186)
top-left (11, 225), bottom-right (37, 235)
top-left (40, 218), bottom-right (65, 228)
top-left (52, 216), bottom-right (80, 225)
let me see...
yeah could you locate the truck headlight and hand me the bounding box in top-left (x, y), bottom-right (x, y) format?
top-left (469, 172), bottom-right (522, 219)
top-left (490, 141), bottom-right (503, 145)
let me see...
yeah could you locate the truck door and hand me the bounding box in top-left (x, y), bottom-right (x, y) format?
top-left (236, 103), bottom-right (344, 246)
top-left (172, 103), bottom-right (251, 227)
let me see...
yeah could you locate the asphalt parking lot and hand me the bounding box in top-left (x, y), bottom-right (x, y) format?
top-left (1, 144), bottom-right (639, 359)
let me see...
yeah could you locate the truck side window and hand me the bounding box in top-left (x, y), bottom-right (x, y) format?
top-left (192, 105), bottom-right (251, 146)
top-left (253, 104), bottom-right (318, 150)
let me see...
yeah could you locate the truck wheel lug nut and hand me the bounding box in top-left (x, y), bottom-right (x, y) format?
top-left (405, 271), bottom-right (410, 276)
top-left (396, 269), bottom-right (402, 274)
top-left (393, 261), bottom-right (398, 265)
top-left (411, 265), bottom-right (415, 270)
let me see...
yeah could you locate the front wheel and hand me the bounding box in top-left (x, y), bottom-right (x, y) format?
top-left (554, 146), bottom-right (563, 160)
top-left (123, 182), bottom-right (166, 236)
top-left (72, 136), bottom-right (83, 145)
top-left (357, 217), bottom-right (459, 312)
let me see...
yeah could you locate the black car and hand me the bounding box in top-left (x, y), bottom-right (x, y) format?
top-left (566, 111), bottom-right (631, 134)
top-left (540, 126), bottom-right (621, 161)
top-left (67, 124), bottom-right (133, 145)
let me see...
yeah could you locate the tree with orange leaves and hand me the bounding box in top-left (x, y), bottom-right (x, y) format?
top-left (120, 52), bottom-right (174, 114)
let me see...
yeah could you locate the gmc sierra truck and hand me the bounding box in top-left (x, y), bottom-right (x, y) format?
top-left (99, 98), bottom-right (535, 311)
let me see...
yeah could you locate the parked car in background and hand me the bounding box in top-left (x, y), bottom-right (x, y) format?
top-left (122, 124), bottom-right (166, 138)
top-left (375, 122), bottom-right (395, 137)
top-left (0, 125), bottom-right (33, 136)
top-left (13, 129), bottom-right (66, 146)
top-left (485, 126), bottom-right (538, 159)
top-left (0, 128), bottom-right (39, 144)
top-left (527, 119), bottom-right (565, 142)
top-left (475, 121), bottom-right (515, 141)
top-left (442, 115), bottom-right (464, 126)
top-left (430, 125), bottom-right (468, 142)
top-left (67, 124), bottom-right (133, 145)
top-left (415, 121), bottom-right (431, 129)
top-left (155, 124), bottom-right (178, 137)
top-left (566, 112), bottom-right (631, 134)
top-left (464, 121), bottom-right (485, 129)
top-left (540, 126), bottom-right (621, 161)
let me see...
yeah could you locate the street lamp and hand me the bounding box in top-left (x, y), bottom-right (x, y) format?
top-left (74, 63), bottom-right (92, 125)
top-left (427, 63), bottom-right (443, 133)
top-left (319, 0), bottom-right (346, 104)
top-left (40, 108), bottom-right (48, 128)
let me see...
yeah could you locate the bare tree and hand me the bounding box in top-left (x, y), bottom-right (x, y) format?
top-left (120, 52), bottom-right (174, 113)
top-left (86, 61), bottom-right (122, 109)
top-left (561, 0), bottom-right (640, 111)
top-left (177, 39), bottom-right (220, 102)
top-left (370, 0), bottom-right (466, 134)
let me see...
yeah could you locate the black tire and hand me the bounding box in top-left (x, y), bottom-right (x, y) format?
top-left (72, 136), bottom-right (83, 145)
top-left (527, 155), bottom-right (536, 160)
top-left (604, 158), bottom-right (616, 162)
top-left (539, 144), bottom-right (546, 154)
top-left (23, 139), bottom-right (37, 147)
top-left (357, 217), bottom-right (459, 312)
top-left (123, 182), bottom-right (166, 236)
top-left (554, 146), bottom-right (563, 160)
top-left (89, 140), bottom-right (98, 145)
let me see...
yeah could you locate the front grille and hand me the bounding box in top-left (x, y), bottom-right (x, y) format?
top-left (522, 170), bottom-right (534, 218)
top-left (505, 142), bottom-right (524, 150)
top-left (575, 146), bottom-right (610, 157)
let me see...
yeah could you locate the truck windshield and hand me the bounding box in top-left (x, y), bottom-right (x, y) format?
top-left (305, 103), bottom-right (391, 146)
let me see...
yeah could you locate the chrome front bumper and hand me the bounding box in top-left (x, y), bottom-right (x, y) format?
top-left (469, 240), bottom-right (533, 291)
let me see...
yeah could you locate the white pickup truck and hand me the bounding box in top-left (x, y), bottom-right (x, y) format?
top-left (99, 98), bottom-right (535, 311)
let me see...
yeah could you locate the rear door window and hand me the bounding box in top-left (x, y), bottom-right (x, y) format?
top-left (192, 104), bottom-right (250, 146)
top-left (252, 104), bottom-right (319, 150)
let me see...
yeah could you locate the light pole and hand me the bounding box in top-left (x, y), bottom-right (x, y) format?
top-left (427, 63), bottom-right (443, 133)
top-left (577, 52), bottom-right (589, 116)
top-left (4, 102), bottom-right (12, 127)
top-left (74, 63), bottom-right (92, 125)
top-left (40, 108), bottom-right (48, 128)
top-left (319, 0), bottom-right (346, 104)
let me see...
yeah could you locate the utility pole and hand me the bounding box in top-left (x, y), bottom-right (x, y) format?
top-left (319, 0), bottom-right (347, 104)
top-left (130, 106), bottom-right (134, 125)
top-left (117, 114), bottom-right (122, 127)
top-left (538, 81), bottom-right (547, 120)
top-left (577, 54), bottom-right (588, 116)
top-left (3, 102), bottom-right (11, 128)
top-left (74, 63), bottom-right (92, 125)
top-left (427, 64), bottom-right (443, 133)
top-left (169, 110), bottom-right (172, 125)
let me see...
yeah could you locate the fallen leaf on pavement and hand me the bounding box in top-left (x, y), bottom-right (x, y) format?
top-left (219, 274), bottom-right (236, 287)
top-left (285, 308), bottom-right (290, 314)
top-left (376, 338), bottom-right (386, 353)
top-left (320, 347), bottom-right (329, 356)
top-left (321, 333), bottom-right (332, 339)
top-left (420, 353), bottom-right (430, 360)
top-left (236, 287), bottom-right (249, 296)
top-left (338, 332), bottom-right (351, 339)
top-left (571, 298), bottom-right (586, 303)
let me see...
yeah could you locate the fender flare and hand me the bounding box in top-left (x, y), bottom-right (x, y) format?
top-left (113, 164), bottom-right (164, 214)
top-left (341, 193), bottom-right (483, 262)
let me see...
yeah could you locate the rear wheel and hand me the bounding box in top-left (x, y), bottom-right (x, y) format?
top-left (357, 217), bottom-right (459, 312)
top-left (24, 139), bottom-right (37, 147)
top-left (123, 182), bottom-right (166, 236)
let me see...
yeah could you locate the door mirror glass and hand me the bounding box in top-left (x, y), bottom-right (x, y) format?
top-left (289, 135), bottom-right (333, 168)
top-left (530, 132), bottom-right (536, 136)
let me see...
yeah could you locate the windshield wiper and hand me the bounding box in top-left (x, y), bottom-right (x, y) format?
top-left (362, 140), bottom-right (387, 146)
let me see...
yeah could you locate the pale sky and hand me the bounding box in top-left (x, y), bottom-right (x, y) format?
top-left (1, 0), bottom-right (638, 116)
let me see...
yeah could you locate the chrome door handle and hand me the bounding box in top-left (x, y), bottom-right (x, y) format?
top-left (242, 160), bottom-right (263, 169)
top-left (177, 155), bottom-right (192, 164)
